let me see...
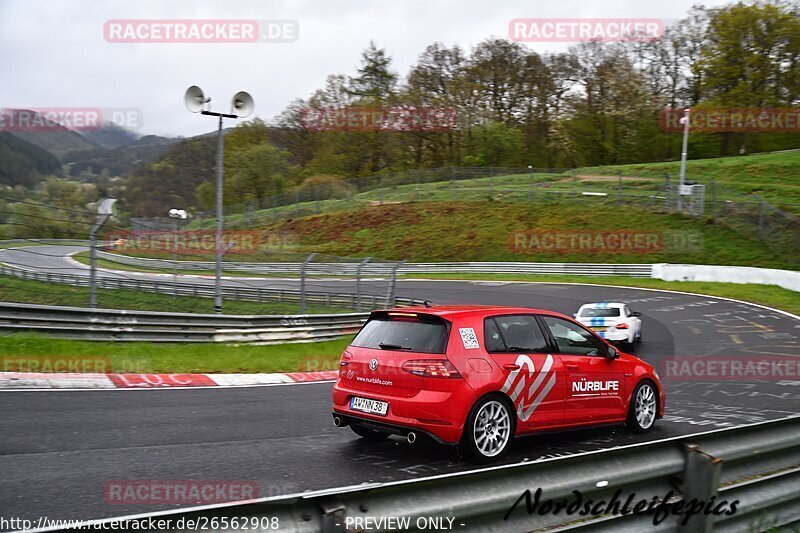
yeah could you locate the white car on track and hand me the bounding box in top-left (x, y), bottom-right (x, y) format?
top-left (574, 302), bottom-right (642, 345)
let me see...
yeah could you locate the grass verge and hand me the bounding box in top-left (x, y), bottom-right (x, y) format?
top-left (0, 333), bottom-right (351, 374)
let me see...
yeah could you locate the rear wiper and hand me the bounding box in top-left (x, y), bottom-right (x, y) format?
top-left (378, 342), bottom-right (411, 350)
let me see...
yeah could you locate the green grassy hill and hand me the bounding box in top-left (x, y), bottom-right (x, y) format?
top-left (267, 201), bottom-right (794, 269)
top-left (572, 150), bottom-right (800, 210)
top-left (133, 151), bottom-right (799, 269)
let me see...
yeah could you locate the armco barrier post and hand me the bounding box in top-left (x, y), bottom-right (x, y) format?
top-left (299, 253), bottom-right (316, 314)
top-left (355, 257), bottom-right (371, 312)
top-left (386, 260), bottom-right (404, 307)
top-left (679, 445), bottom-right (722, 533)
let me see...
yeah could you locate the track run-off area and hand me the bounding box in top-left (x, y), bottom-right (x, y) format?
top-left (0, 244), bottom-right (798, 525)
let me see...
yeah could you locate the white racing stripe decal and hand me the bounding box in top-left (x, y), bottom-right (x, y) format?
top-left (500, 354), bottom-right (555, 422)
top-left (521, 372), bottom-right (557, 421)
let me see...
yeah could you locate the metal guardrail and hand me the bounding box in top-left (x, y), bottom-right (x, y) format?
top-left (30, 416), bottom-right (800, 532)
top-left (0, 265), bottom-right (422, 327)
top-left (0, 239), bottom-right (91, 247)
top-left (0, 301), bottom-right (369, 343)
top-left (97, 251), bottom-right (654, 278)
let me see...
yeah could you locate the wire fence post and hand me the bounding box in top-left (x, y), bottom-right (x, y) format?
top-left (488, 166), bottom-right (494, 200)
top-left (664, 174), bottom-right (671, 213)
top-left (315, 185), bottom-right (320, 214)
top-left (572, 169), bottom-right (577, 196)
top-left (379, 175), bottom-right (384, 205)
top-left (355, 256), bottom-right (371, 312)
top-left (528, 166), bottom-right (534, 202)
top-left (299, 253), bottom-right (316, 314)
top-left (386, 260), bottom-right (404, 307)
top-left (709, 178), bottom-right (716, 221)
top-left (294, 190), bottom-right (300, 218)
top-left (451, 167), bottom-right (456, 200)
top-left (415, 169), bottom-right (420, 202)
top-left (616, 172), bottom-right (622, 207)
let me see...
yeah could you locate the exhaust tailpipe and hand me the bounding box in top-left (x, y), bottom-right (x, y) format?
top-left (333, 416), bottom-right (342, 427)
top-left (407, 432), bottom-right (417, 444)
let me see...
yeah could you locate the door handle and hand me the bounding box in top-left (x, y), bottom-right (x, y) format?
top-left (503, 364), bottom-right (521, 371)
top-left (565, 364), bottom-right (579, 371)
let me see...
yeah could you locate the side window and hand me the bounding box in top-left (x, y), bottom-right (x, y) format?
top-left (483, 318), bottom-right (505, 352)
top-left (542, 316), bottom-right (605, 356)
top-left (485, 315), bottom-right (548, 353)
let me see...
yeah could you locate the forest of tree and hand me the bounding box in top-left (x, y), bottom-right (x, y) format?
top-left (118, 1), bottom-right (800, 216)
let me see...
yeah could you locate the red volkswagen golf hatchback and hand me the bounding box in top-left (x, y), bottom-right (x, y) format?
top-left (332, 306), bottom-right (664, 462)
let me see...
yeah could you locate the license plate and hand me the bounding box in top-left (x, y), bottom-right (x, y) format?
top-left (350, 396), bottom-right (389, 416)
top-left (591, 326), bottom-right (608, 332)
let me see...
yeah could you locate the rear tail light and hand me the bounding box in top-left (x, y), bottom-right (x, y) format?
top-left (340, 351), bottom-right (352, 367)
top-left (615, 323), bottom-right (629, 329)
top-left (402, 359), bottom-right (462, 379)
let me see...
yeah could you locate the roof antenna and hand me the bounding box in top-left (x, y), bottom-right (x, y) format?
top-left (423, 300), bottom-right (433, 308)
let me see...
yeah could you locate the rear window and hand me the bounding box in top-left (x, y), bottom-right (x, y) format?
top-left (351, 313), bottom-right (448, 354)
top-left (580, 307), bottom-right (620, 317)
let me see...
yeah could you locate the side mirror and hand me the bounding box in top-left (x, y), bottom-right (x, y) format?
top-left (605, 345), bottom-right (619, 359)
top-left (630, 311), bottom-right (641, 317)
top-left (573, 313), bottom-right (578, 318)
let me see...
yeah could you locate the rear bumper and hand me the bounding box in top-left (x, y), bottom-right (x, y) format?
top-left (595, 330), bottom-right (631, 342)
top-left (332, 412), bottom-right (452, 444)
top-left (332, 380), bottom-right (472, 443)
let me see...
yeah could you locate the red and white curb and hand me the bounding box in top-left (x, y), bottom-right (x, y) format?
top-left (0, 371), bottom-right (339, 390)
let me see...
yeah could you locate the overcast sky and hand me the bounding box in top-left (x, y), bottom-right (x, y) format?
top-left (0, 0), bottom-right (733, 138)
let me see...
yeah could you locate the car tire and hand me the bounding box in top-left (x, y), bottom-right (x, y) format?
top-left (628, 380), bottom-right (658, 433)
top-left (461, 395), bottom-right (515, 463)
top-left (634, 326), bottom-right (642, 343)
top-left (350, 424), bottom-right (390, 440)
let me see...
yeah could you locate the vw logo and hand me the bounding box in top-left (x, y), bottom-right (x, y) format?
top-left (369, 358), bottom-right (379, 371)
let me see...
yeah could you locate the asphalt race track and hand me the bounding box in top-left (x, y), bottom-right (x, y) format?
top-left (1, 245), bottom-right (799, 526)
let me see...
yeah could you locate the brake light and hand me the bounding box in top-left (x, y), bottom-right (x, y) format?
top-left (340, 351), bottom-right (352, 366)
top-left (615, 323), bottom-right (629, 329)
top-left (387, 312), bottom-right (419, 322)
top-left (402, 360), bottom-right (462, 379)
